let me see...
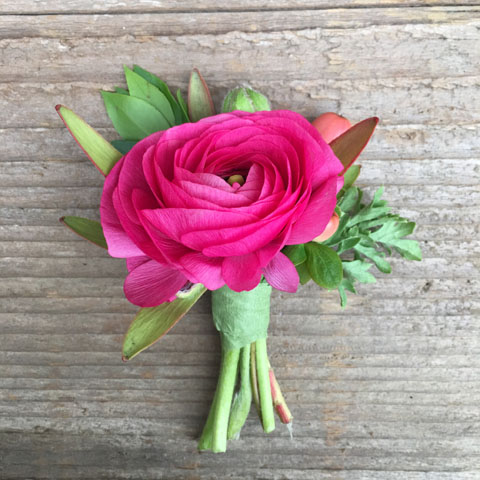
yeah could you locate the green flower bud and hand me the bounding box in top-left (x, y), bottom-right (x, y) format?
top-left (222, 87), bottom-right (271, 113)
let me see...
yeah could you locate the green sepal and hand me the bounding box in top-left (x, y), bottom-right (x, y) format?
top-left (101, 91), bottom-right (171, 141)
top-left (124, 66), bottom-right (175, 126)
top-left (188, 68), bottom-right (215, 122)
top-left (122, 284), bottom-right (207, 361)
top-left (304, 243), bottom-right (343, 289)
top-left (60, 216), bottom-right (107, 249)
top-left (56, 105), bottom-right (122, 176)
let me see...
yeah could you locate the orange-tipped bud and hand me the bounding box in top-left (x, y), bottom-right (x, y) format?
top-left (312, 112), bottom-right (351, 143)
top-left (313, 212), bottom-right (340, 243)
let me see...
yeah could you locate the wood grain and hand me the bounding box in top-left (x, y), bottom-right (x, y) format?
top-left (1, 2), bottom-right (479, 479)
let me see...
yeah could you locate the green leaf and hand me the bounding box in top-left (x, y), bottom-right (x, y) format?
top-left (282, 244), bottom-right (306, 266)
top-left (132, 64), bottom-right (186, 124)
top-left (176, 89), bottom-right (190, 122)
top-left (330, 117), bottom-right (378, 172)
top-left (353, 240), bottom-right (392, 273)
top-left (188, 68), bottom-right (215, 122)
top-left (337, 236), bottom-right (361, 254)
top-left (348, 187), bottom-right (390, 227)
top-left (115, 86), bottom-right (129, 95)
top-left (124, 66), bottom-right (175, 126)
top-left (60, 216), bottom-right (107, 249)
top-left (324, 212), bottom-right (350, 247)
top-left (338, 165), bottom-right (361, 199)
top-left (122, 284), bottom-right (207, 361)
top-left (101, 92), bottom-right (171, 140)
top-left (305, 243), bottom-right (343, 289)
top-left (110, 139), bottom-right (136, 155)
top-left (338, 186), bottom-right (360, 213)
top-left (342, 259), bottom-right (376, 284)
top-left (370, 220), bottom-right (422, 260)
top-left (56, 105), bottom-right (122, 176)
top-left (296, 262), bottom-right (311, 285)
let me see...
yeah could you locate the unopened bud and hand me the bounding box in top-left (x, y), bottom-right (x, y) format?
top-left (222, 87), bottom-right (271, 113)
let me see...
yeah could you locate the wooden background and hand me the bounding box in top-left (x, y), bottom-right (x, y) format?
top-left (1, 1), bottom-right (479, 478)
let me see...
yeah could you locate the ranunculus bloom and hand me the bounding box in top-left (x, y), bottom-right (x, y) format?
top-left (101, 110), bottom-right (344, 307)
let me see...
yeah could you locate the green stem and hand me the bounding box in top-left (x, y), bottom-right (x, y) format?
top-left (211, 347), bottom-right (240, 452)
top-left (198, 381), bottom-right (219, 451)
top-left (227, 344), bottom-right (252, 439)
top-left (255, 338), bottom-right (275, 433)
top-left (250, 341), bottom-right (261, 418)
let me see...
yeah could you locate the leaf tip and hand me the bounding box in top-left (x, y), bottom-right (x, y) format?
top-left (122, 354), bottom-right (130, 362)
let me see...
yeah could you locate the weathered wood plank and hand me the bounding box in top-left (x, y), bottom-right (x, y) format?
top-left (1, 22), bottom-right (479, 85)
top-left (2, 77), bottom-right (480, 129)
top-left (2, 0), bottom-right (479, 14)
top-left (2, 8), bottom-right (480, 39)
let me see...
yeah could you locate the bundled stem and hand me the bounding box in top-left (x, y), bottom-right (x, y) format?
top-left (199, 284), bottom-right (292, 452)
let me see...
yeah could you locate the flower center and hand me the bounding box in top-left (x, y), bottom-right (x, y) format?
top-left (227, 174), bottom-right (245, 187)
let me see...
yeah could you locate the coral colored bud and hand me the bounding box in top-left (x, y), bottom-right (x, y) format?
top-left (222, 87), bottom-right (271, 113)
top-left (313, 213), bottom-right (340, 243)
top-left (312, 112), bottom-right (351, 143)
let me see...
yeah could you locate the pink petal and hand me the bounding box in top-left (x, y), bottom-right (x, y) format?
top-left (222, 253), bottom-right (262, 292)
top-left (179, 253), bottom-right (224, 290)
top-left (263, 252), bottom-right (299, 293)
top-left (124, 259), bottom-right (187, 307)
top-left (288, 176), bottom-right (338, 244)
top-left (126, 255), bottom-right (150, 272)
top-left (100, 158), bottom-right (144, 258)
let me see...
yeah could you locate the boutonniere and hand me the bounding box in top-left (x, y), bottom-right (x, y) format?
top-left (57, 67), bottom-right (421, 452)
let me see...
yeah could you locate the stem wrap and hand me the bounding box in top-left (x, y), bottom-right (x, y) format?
top-left (211, 283), bottom-right (272, 351)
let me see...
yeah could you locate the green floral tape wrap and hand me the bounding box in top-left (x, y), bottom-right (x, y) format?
top-left (211, 283), bottom-right (272, 352)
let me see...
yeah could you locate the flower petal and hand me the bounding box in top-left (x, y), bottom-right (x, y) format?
top-left (222, 253), bottom-right (262, 292)
top-left (263, 252), bottom-right (299, 293)
top-left (124, 259), bottom-right (187, 307)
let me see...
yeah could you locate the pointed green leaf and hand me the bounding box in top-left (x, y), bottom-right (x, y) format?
top-left (338, 165), bottom-right (361, 199)
top-left (101, 91), bottom-right (171, 141)
top-left (188, 68), bottom-right (215, 122)
top-left (110, 139), bottom-right (137, 155)
top-left (330, 117), bottom-right (378, 172)
top-left (60, 216), bottom-right (107, 249)
top-left (56, 105), bottom-right (122, 176)
top-left (124, 66), bottom-right (175, 126)
top-left (122, 284), bottom-right (207, 361)
top-left (305, 243), bottom-right (343, 289)
top-left (176, 89), bottom-right (190, 122)
top-left (132, 64), bottom-right (186, 124)
top-left (115, 86), bottom-right (129, 95)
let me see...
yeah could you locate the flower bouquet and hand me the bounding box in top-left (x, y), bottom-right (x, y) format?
top-left (57, 67), bottom-right (421, 453)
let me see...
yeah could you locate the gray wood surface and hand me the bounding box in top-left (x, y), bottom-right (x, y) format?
top-left (1, 1), bottom-right (479, 479)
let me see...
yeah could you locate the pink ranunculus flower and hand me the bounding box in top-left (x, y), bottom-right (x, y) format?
top-left (100, 110), bottom-right (344, 307)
